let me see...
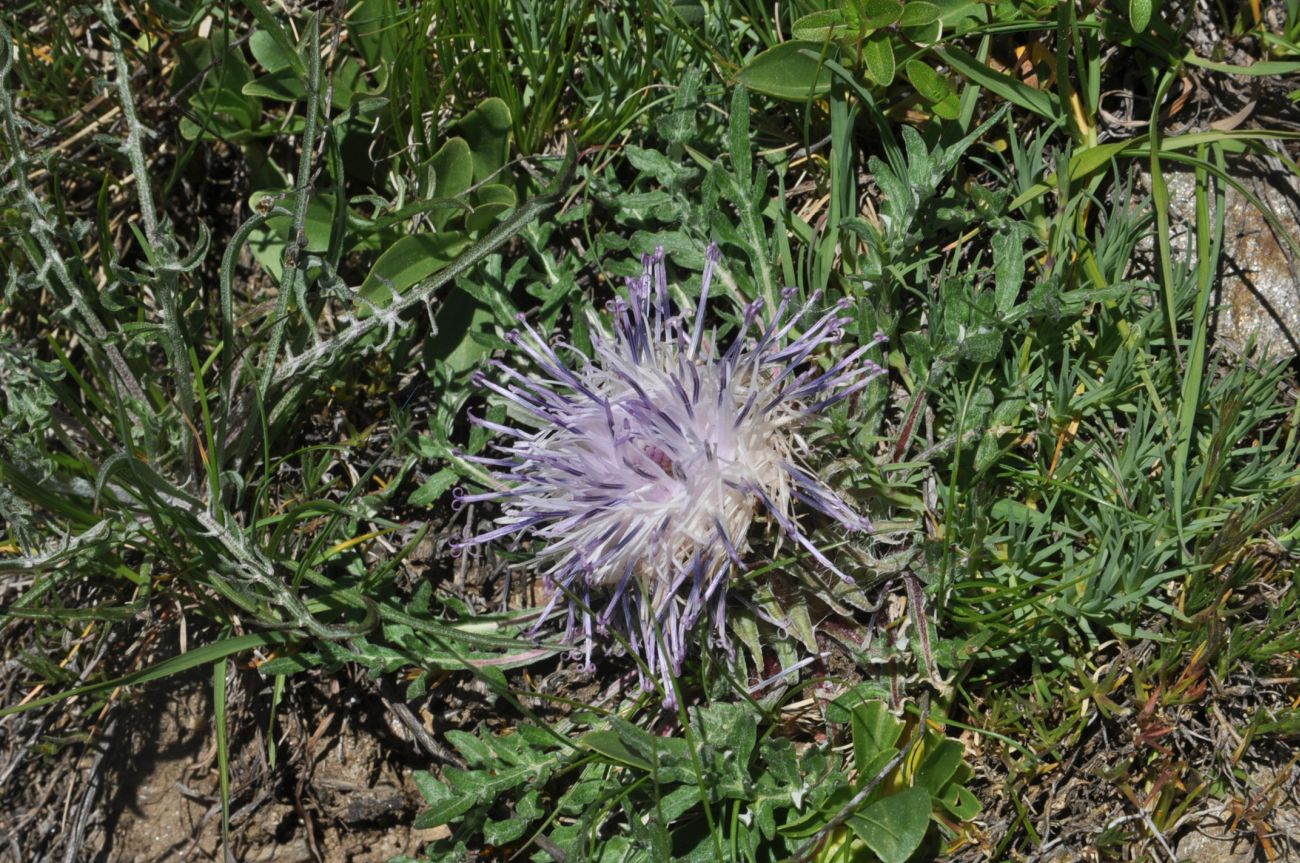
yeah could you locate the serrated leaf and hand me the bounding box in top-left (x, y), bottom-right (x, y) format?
top-left (445, 729), bottom-right (493, 766)
top-left (412, 775), bottom-right (476, 827)
top-left (736, 41), bottom-right (835, 102)
top-left (441, 763), bottom-right (534, 800)
top-left (992, 223), bottom-right (1026, 313)
top-left (409, 468), bottom-right (457, 507)
top-left (901, 332), bottom-right (933, 367)
top-left (761, 738), bottom-right (801, 786)
top-left (845, 786), bottom-right (931, 863)
top-left (657, 784), bottom-right (701, 823)
top-left (862, 33), bottom-right (896, 86)
top-left (625, 145), bottom-right (698, 186)
top-left (517, 790), bottom-right (544, 819)
top-left (255, 652), bottom-right (319, 676)
top-left (957, 328), bottom-right (1002, 364)
top-left (657, 66), bottom-right (701, 144)
top-left (974, 396), bottom-right (1024, 472)
top-left (484, 815), bottom-right (529, 846)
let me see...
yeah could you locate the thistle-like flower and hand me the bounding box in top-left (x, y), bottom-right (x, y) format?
top-left (457, 245), bottom-right (886, 700)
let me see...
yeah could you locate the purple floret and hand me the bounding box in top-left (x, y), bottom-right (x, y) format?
top-left (457, 244), bottom-right (886, 702)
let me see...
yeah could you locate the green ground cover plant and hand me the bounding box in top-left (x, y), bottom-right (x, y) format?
top-left (1, 0), bottom-right (1299, 860)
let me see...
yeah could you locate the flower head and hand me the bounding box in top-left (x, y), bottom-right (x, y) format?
top-left (457, 245), bottom-right (886, 700)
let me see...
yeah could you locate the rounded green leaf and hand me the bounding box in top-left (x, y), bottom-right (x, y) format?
top-left (899, 1), bottom-right (940, 26)
top-left (736, 41), bottom-right (835, 102)
top-left (457, 97), bottom-right (513, 183)
top-left (249, 28), bottom-right (296, 73)
top-left (845, 786), bottom-right (931, 863)
top-left (938, 782), bottom-right (983, 820)
top-left (904, 59), bottom-right (954, 103)
top-left (357, 232), bottom-right (470, 311)
top-left (430, 137), bottom-right (473, 228)
top-left (1128, 0), bottom-right (1153, 31)
top-left (466, 183), bottom-right (518, 233)
top-left (861, 0), bottom-right (903, 29)
top-left (862, 33), bottom-right (896, 87)
top-left (791, 8), bottom-right (859, 41)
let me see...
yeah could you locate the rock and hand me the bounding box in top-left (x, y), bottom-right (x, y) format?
top-left (1150, 167), bottom-right (1300, 359)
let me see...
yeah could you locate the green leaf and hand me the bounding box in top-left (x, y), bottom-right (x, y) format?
top-left (580, 730), bottom-right (654, 771)
top-left (845, 787), bottom-right (932, 863)
top-left (729, 85), bottom-right (752, 191)
top-left (187, 86), bottom-right (260, 135)
top-left (0, 631), bottom-right (294, 718)
top-left (429, 289), bottom-right (495, 376)
top-left (413, 776), bottom-right (477, 828)
top-left (862, 33), bottom-right (896, 87)
top-left (914, 738), bottom-right (963, 795)
top-left (861, 0), bottom-right (904, 29)
top-left (356, 232), bottom-right (470, 311)
top-left (409, 468), bottom-right (457, 507)
top-left (446, 729), bottom-right (493, 766)
top-left (249, 28), bottom-right (297, 72)
top-left (430, 137), bottom-right (474, 229)
top-left (736, 41), bottom-right (835, 102)
top-left (657, 66), bottom-right (701, 144)
top-left (905, 59), bottom-right (953, 104)
top-left (1127, 0), bottom-right (1154, 31)
top-left (852, 701), bottom-right (903, 771)
top-left (938, 783), bottom-right (983, 820)
top-left (957, 327), bottom-right (1002, 363)
top-left (974, 397), bottom-right (1024, 473)
top-left (242, 69), bottom-right (307, 102)
top-left (458, 97), bottom-right (513, 183)
top-left (921, 89), bottom-right (959, 131)
top-left (991, 223), bottom-right (1026, 313)
top-left (466, 183), bottom-right (518, 233)
top-left (255, 652), bottom-right (320, 675)
top-left (234, 0), bottom-right (306, 77)
top-left (625, 145), bottom-right (698, 186)
top-left (484, 815), bottom-right (529, 846)
top-left (244, 191), bottom-right (338, 278)
top-left (442, 763), bottom-right (534, 800)
top-left (899, 1), bottom-right (940, 26)
top-left (658, 784), bottom-right (702, 822)
top-left (347, 0), bottom-right (399, 87)
top-left (934, 0), bottom-right (983, 31)
top-left (791, 8), bottom-right (859, 41)
top-left (935, 46), bottom-right (1055, 120)
top-left (693, 703), bottom-right (758, 761)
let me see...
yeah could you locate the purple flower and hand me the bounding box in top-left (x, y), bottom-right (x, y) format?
top-left (456, 245), bottom-right (886, 701)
